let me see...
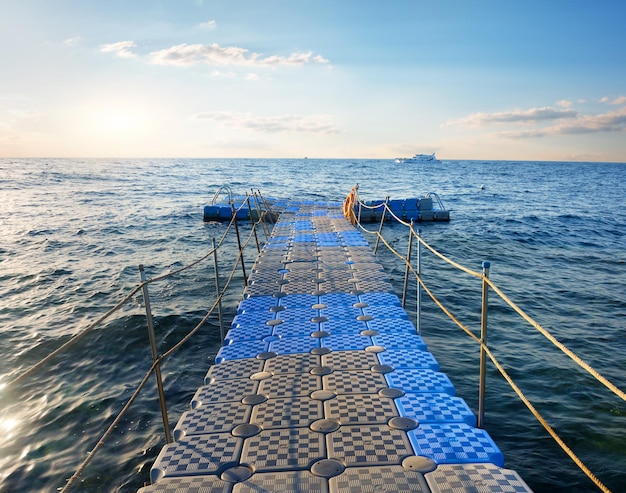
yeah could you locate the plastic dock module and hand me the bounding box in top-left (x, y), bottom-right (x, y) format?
top-left (140, 202), bottom-right (532, 493)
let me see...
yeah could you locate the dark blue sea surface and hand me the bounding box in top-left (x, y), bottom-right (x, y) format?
top-left (0, 158), bottom-right (624, 492)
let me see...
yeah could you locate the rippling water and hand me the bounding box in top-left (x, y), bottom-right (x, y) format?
top-left (0, 158), bottom-right (625, 492)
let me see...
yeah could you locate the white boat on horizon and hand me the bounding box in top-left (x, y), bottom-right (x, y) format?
top-left (395, 152), bottom-right (441, 163)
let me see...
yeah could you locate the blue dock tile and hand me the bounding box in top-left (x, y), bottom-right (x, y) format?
top-left (359, 292), bottom-right (402, 306)
top-left (319, 292), bottom-right (360, 306)
top-left (215, 340), bottom-right (269, 363)
top-left (385, 369), bottom-right (456, 395)
top-left (367, 318), bottom-right (418, 334)
top-left (377, 348), bottom-right (440, 370)
top-left (237, 295), bottom-right (278, 313)
top-left (232, 311), bottom-right (275, 327)
top-left (271, 320), bottom-right (319, 337)
top-left (372, 333), bottom-right (427, 350)
top-left (408, 423), bottom-right (504, 467)
top-left (269, 336), bottom-right (321, 354)
top-left (319, 305), bottom-right (363, 320)
top-left (321, 333), bottom-right (374, 351)
top-left (277, 307), bottom-right (320, 323)
top-left (396, 393), bottom-right (477, 426)
top-left (225, 325), bottom-right (274, 343)
top-left (362, 305), bottom-right (409, 320)
top-left (321, 319), bottom-right (369, 334)
top-left (278, 294), bottom-right (318, 308)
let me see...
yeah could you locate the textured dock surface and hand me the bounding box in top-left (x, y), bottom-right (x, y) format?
top-left (140, 202), bottom-right (532, 492)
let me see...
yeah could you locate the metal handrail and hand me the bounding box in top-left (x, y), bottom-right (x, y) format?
top-left (425, 191), bottom-right (446, 210)
top-left (211, 185), bottom-right (234, 205)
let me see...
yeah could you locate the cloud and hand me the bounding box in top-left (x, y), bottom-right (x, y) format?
top-left (445, 107), bottom-right (578, 127)
top-left (99, 41), bottom-right (138, 58)
top-left (199, 20), bottom-right (217, 29)
top-left (192, 111), bottom-right (340, 134)
top-left (100, 38), bottom-right (329, 69)
top-left (500, 107), bottom-right (626, 138)
top-left (64, 36), bottom-right (81, 47)
top-left (445, 101), bottom-right (626, 140)
top-left (149, 43), bottom-right (328, 67)
top-left (555, 107), bottom-right (626, 134)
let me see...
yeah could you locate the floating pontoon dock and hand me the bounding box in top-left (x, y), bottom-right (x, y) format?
top-left (203, 193), bottom-right (450, 223)
top-left (140, 201), bottom-right (530, 492)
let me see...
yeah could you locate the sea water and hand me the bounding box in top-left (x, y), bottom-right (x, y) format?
top-left (0, 158), bottom-right (624, 492)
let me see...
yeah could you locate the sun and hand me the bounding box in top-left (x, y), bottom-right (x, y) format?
top-left (98, 108), bottom-right (143, 134)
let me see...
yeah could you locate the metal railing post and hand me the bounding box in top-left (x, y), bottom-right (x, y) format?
top-left (251, 189), bottom-right (270, 240)
top-left (373, 196), bottom-right (389, 254)
top-left (478, 261), bottom-right (491, 429)
top-left (257, 189), bottom-right (276, 226)
top-left (138, 265), bottom-right (172, 444)
top-left (246, 196), bottom-right (262, 253)
top-left (416, 228), bottom-right (422, 335)
top-left (212, 238), bottom-right (224, 344)
top-left (402, 220), bottom-right (414, 308)
top-left (230, 204), bottom-right (248, 286)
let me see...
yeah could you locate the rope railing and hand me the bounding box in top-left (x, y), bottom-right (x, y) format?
top-left (350, 193), bottom-right (620, 493)
top-left (61, 201), bottom-right (265, 491)
top-left (7, 190), bottom-right (621, 492)
top-left (5, 197), bottom-right (259, 389)
top-left (1, 193), bottom-right (270, 492)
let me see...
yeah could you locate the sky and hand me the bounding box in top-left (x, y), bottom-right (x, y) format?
top-left (1, 0), bottom-right (625, 161)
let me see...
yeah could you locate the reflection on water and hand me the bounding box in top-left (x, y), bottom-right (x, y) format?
top-left (0, 158), bottom-right (624, 492)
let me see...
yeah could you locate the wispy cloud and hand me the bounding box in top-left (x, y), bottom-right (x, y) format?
top-left (99, 40), bottom-right (138, 58)
top-left (607, 95), bottom-right (626, 105)
top-left (64, 36), bottom-right (81, 47)
top-left (550, 107), bottom-right (626, 134)
top-left (198, 20), bottom-right (217, 29)
top-left (445, 107), bottom-right (578, 127)
top-left (192, 111), bottom-right (340, 134)
top-left (100, 39), bottom-right (328, 68)
top-left (444, 102), bottom-right (626, 139)
top-left (149, 43), bottom-right (328, 67)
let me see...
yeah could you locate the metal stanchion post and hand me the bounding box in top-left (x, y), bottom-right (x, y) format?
top-left (478, 261), bottom-right (491, 429)
top-left (138, 265), bottom-right (172, 443)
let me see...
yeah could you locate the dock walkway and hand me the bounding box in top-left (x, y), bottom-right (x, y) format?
top-left (140, 202), bottom-right (532, 492)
